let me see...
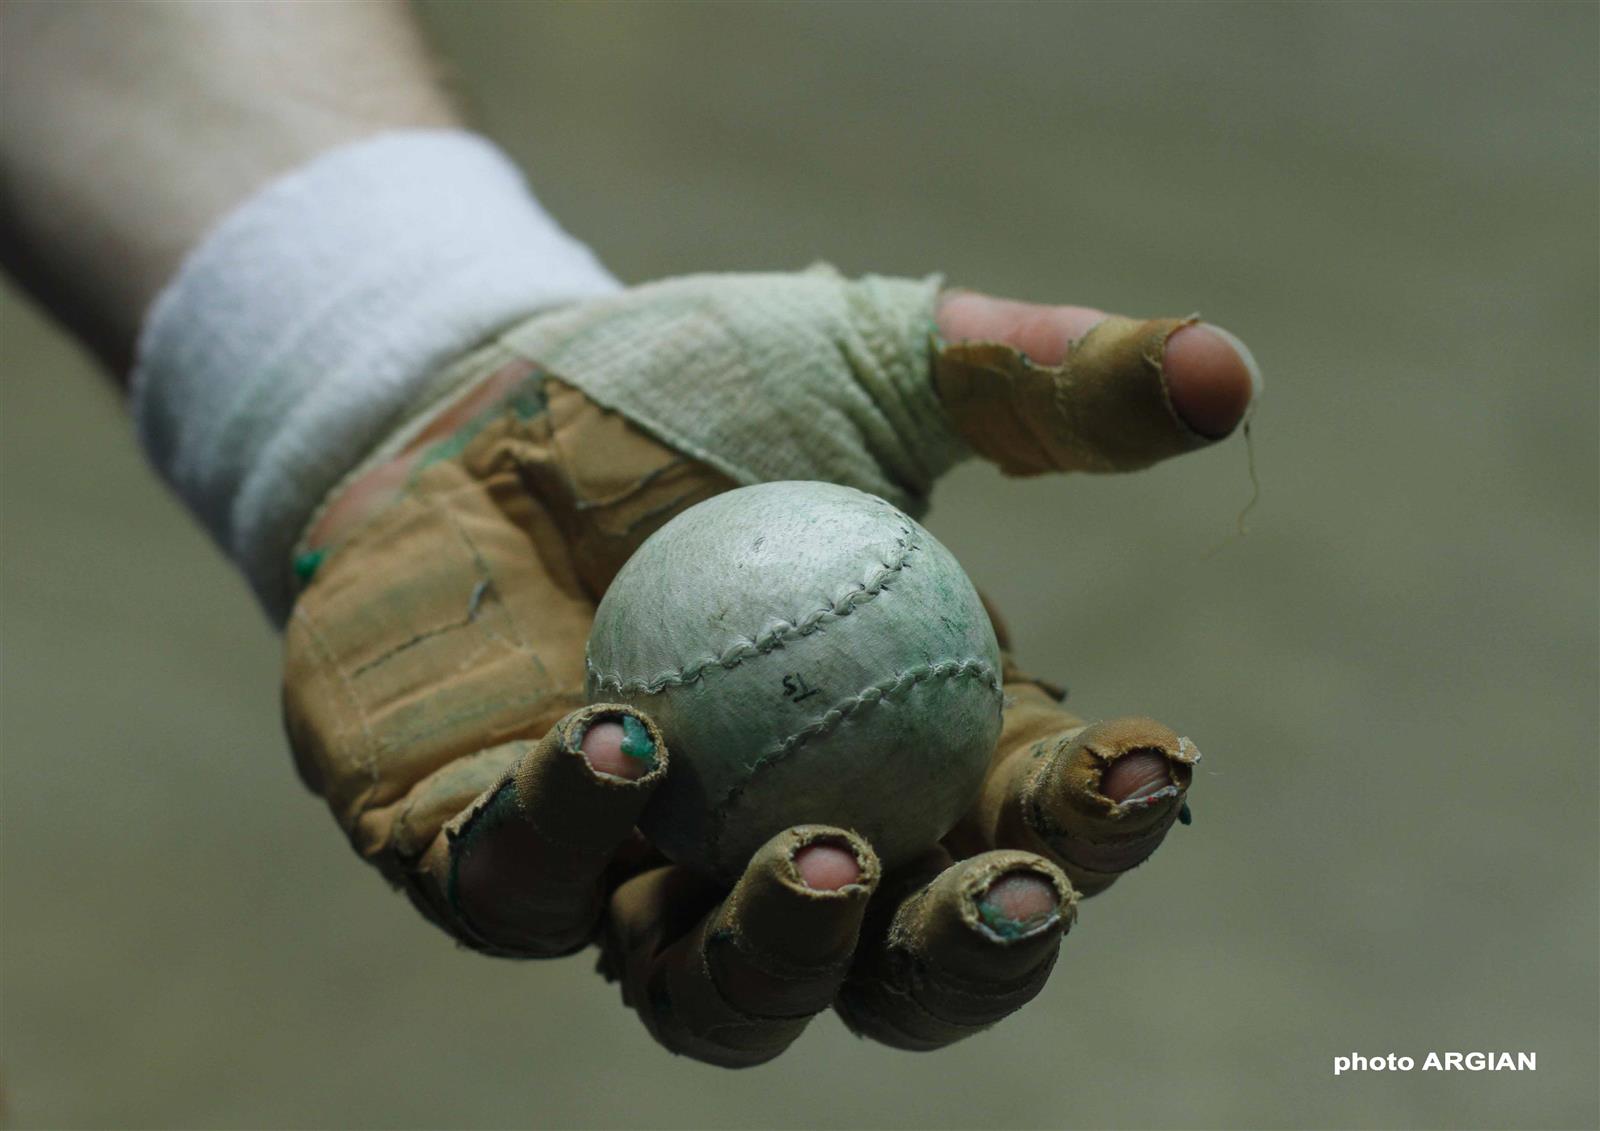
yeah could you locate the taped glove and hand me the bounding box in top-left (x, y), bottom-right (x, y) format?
top-left (281, 268), bottom-right (1244, 1066)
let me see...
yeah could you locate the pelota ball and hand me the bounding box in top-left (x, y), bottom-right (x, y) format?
top-left (585, 480), bottom-right (1004, 880)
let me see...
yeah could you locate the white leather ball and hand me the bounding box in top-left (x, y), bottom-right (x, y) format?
top-left (586, 481), bottom-right (1003, 880)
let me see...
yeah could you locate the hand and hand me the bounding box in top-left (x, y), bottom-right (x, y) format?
top-left (282, 270), bottom-right (1257, 1066)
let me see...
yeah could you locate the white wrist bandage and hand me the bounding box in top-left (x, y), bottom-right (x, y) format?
top-left (131, 130), bottom-right (620, 623)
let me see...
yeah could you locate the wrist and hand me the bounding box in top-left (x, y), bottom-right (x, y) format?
top-left (131, 130), bottom-right (620, 624)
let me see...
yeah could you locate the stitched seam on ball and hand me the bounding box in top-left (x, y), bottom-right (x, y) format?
top-left (586, 526), bottom-right (920, 694)
top-left (705, 657), bottom-right (1003, 872)
top-left (764, 658), bottom-right (1002, 760)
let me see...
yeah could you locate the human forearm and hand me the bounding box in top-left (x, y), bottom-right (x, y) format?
top-left (0, 0), bottom-right (459, 375)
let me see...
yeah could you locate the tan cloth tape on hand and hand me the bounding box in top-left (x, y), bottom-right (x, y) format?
top-left (934, 314), bottom-right (1206, 475)
top-left (409, 703), bottom-right (669, 958)
top-left (282, 349), bottom-right (735, 944)
top-left (947, 685), bottom-right (1200, 898)
top-left (834, 848), bottom-right (1075, 1051)
top-left (603, 826), bottom-right (881, 1068)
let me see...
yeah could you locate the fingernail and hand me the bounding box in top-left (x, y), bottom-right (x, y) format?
top-left (1203, 323), bottom-right (1264, 400)
top-left (1100, 750), bottom-right (1173, 804)
top-left (1162, 323), bottom-right (1263, 439)
top-left (976, 871), bottom-right (1060, 940)
top-left (793, 839), bottom-right (864, 891)
top-left (578, 715), bottom-right (656, 780)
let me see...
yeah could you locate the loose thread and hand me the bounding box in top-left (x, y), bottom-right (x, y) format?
top-left (1203, 418), bottom-right (1261, 559)
top-left (1236, 418), bottom-right (1261, 535)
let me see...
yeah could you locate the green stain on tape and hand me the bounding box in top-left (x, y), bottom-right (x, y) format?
top-left (293, 548), bottom-right (326, 585)
top-left (509, 389), bottom-right (546, 419)
top-left (977, 902), bottom-right (1033, 940)
top-left (619, 715), bottom-right (657, 767)
top-left (416, 427), bottom-right (475, 472)
top-left (413, 382), bottom-right (549, 477)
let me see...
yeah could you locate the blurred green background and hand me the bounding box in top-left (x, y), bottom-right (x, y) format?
top-left (2, 2), bottom-right (1595, 1128)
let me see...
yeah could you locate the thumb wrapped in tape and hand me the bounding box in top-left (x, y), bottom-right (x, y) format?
top-left (497, 271), bottom-right (1232, 513)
